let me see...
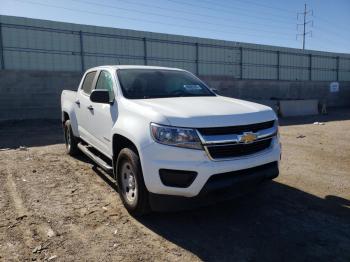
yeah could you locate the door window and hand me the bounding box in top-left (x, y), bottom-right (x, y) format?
top-left (81, 71), bottom-right (97, 95)
top-left (95, 70), bottom-right (115, 101)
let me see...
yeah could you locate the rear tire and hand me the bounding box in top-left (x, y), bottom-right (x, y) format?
top-left (64, 120), bottom-right (79, 156)
top-left (117, 148), bottom-right (150, 216)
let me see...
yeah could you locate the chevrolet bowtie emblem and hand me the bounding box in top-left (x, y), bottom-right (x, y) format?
top-left (239, 132), bottom-right (258, 144)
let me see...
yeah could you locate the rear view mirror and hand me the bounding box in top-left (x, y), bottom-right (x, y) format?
top-left (90, 90), bottom-right (111, 104)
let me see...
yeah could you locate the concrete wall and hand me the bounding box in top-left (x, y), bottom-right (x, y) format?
top-left (1, 70), bottom-right (349, 121)
top-left (201, 76), bottom-right (350, 108)
top-left (0, 70), bottom-right (82, 121)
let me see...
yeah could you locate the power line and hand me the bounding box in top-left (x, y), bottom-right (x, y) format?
top-left (230, 0), bottom-right (294, 14)
top-left (313, 25), bottom-right (349, 44)
top-left (6, 0), bottom-right (348, 53)
top-left (108, 0), bottom-right (350, 48)
top-left (164, 0), bottom-right (294, 24)
top-left (142, 0), bottom-right (347, 46)
top-left (296, 3), bottom-right (313, 49)
top-left (198, 0), bottom-right (294, 15)
top-left (183, 0), bottom-right (294, 21)
top-left (72, 0), bottom-right (293, 35)
top-left (314, 15), bottom-right (350, 33)
top-left (311, 33), bottom-right (349, 49)
top-left (95, 0), bottom-right (294, 31)
top-left (13, 0), bottom-right (296, 41)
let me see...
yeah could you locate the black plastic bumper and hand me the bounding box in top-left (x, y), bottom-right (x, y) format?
top-left (149, 161), bottom-right (279, 211)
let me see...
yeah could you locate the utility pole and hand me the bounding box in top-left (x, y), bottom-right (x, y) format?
top-left (302, 4), bottom-right (306, 49)
top-left (297, 3), bottom-right (313, 49)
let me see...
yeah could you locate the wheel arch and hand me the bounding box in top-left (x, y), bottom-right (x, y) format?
top-left (62, 111), bottom-right (70, 124)
top-left (112, 133), bottom-right (140, 179)
top-left (61, 110), bottom-right (79, 137)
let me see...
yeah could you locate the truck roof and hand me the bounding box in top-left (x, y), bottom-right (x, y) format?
top-left (87, 65), bottom-right (185, 71)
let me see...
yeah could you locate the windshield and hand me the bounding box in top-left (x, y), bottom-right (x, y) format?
top-left (117, 69), bottom-right (215, 99)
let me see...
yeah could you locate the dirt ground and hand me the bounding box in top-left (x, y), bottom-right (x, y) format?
top-left (0, 109), bottom-right (349, 262)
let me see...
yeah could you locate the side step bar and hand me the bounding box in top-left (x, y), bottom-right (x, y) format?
top-left (77, 143), bottom-right (113, 173)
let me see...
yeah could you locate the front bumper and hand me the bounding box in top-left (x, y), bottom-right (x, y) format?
top-left (140, 137), bottom-right (281, 197)
top-left (148, 161), bottom-right (278, 211)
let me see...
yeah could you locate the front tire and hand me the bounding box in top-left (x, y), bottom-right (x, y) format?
top-left (64, 120), bottom-right (79, 156)
top-left (117, 148), bottom-right (150, 216)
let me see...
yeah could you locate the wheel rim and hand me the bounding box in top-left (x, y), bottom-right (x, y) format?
top-left (65, 125), bottom-right (71, 150)
top-left (120, 161), bottom-right (138, 205)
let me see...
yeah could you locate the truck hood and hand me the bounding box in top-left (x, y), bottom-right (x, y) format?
top-left (130, 96), bottom-right (276, 127)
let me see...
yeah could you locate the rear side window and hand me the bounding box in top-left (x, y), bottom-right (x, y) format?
top-left (81, 71), bottom-right (96, 95)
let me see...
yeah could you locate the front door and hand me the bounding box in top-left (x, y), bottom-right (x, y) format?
top-left (88, 70), bottom-right (117, 157)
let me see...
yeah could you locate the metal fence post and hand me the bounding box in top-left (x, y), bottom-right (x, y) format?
top-left (309, 54), bottom-right (312, 81)
top-left (2, 21), bottom-right (349, 80)
top-left (277, 51), bottom-right (280, 80)
top-left (79, 30), bottom-right (85, 72)
top-left (240, 47), bottom-right (243, 79)
top-left (0, 23), bottom-right (5, 70)
top-left (195, 43), bottom-right (199, 75)
top-left (336, 56), bottom-right (340, 81)
top-left (143, 37), bottom-right (148, 65)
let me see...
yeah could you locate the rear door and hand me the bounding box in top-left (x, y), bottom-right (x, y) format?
top-left (75, 70), bottom-right (98, 144)
top-left (88, 70), bottom-right (118, 157)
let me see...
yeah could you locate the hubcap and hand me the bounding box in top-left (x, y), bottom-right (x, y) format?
top-left (121, 162), bottom-right (137, 205)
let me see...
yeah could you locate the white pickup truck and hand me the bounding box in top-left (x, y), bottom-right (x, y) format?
top-left (61, 65), bottom-right (281, 215)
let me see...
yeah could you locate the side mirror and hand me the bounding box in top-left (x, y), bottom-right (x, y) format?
top-left (90, 90), bottom-right (111, 104)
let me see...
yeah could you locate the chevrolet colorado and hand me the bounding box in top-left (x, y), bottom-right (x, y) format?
top-left (61, 65), bottom-right (281, 215)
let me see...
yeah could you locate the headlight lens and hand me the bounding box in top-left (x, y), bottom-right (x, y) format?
top-left (150, 123), bottom-right (202, 150)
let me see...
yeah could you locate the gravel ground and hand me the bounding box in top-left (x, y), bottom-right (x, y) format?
top-left (0, 109), bottom-right (349, 262)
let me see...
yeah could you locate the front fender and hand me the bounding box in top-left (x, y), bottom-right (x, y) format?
top-left (111, 114), bottom-right (153, 154)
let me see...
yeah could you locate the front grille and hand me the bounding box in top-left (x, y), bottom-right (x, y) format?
top-left (207, 161), bottom-right (278, 184)
top-left (206, 138), bottom-right (272, 159)
top-left (197, 120), bottom-right (275, 136)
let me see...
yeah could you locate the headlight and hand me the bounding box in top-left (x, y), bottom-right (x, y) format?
top-left (150, 123), bottom-right (202, 150)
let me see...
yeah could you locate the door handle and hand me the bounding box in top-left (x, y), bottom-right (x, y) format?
top-left (87, 105), bottom-right (94, 111)
top-left (75, 100), bottom-right (80, 106)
